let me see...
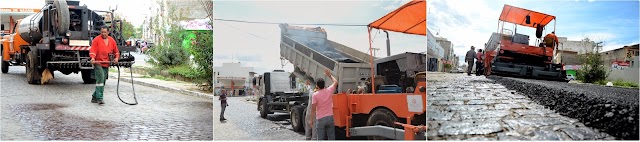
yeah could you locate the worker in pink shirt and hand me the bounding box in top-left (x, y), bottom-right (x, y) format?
top-left (309, 69), bottom-right (337, 140)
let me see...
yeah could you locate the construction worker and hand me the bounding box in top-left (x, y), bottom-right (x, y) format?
top-left (219, 90), bottom-right (228, 121)
top-left (310, 69), bottom-right (338, 140)
top-left (544, 31), bottom-right (559, 49)
top-left (475, 49), bottom-right (484, 76)
top-left (304, 79), bottom-right (317, 140)
top-left (464, 46), bottom-right (476, 76)
top-left (90, 26), bottom-right (119, 105)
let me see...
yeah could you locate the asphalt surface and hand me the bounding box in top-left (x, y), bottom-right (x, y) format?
top-left (213, 96), bottom-right (305, 140)
top-left (1, 66), bottom-right (213, 140)
top-left (427, 73), bottom-right (616, 140)
top-left (490, 76), bottom-right (639, 140)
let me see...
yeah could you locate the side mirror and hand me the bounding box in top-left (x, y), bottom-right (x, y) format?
top-left (525, 15), bottom-right (531, 24)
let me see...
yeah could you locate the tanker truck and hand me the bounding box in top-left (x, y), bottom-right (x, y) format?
top-left (1, 0), bottom-right (135, 84)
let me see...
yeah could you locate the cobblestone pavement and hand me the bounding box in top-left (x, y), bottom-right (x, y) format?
top-left (1, 66), bottom-right (213, 140)
top-left (427, 73), bottom-right (616, 140)
top-left (214, 96), bottom-right (305, 140)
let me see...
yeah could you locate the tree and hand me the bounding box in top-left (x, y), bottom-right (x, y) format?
top-left (198, 0), bottom-right (213, 30)
top-left (115, 15), bottom-right (136, 40)
top-left (576, 38), bottom-right (608, 83)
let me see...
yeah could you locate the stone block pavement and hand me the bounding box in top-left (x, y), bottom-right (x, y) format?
top-left (427, 73), bottom-right (616, 140)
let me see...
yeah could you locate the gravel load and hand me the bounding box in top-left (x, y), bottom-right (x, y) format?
top-left (281, 24), bottom-right (359, 63)
top-left (489, 76), bottom-right (639, 140)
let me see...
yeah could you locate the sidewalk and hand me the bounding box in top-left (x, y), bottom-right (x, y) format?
top-left (108, 68), bottom-right (213, 99)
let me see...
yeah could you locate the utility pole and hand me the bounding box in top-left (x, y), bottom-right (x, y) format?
top-left (372, 48), bottom-right (380, 57)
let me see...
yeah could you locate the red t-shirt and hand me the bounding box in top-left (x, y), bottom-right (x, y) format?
top-left (476, 52), bottom-right (483, 62)
top-left (90, 36), bottom-right (120, 67)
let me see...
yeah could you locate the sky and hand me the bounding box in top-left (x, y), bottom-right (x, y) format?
top-left (0, 0), bottom-right (151, 26)
top-left (427, 0), bottom-right (640, 66)
top-left (214, 0), bottom-right (426, 74)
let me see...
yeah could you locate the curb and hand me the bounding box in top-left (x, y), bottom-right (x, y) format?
top-left (109, 75), bottom-right (213, 100)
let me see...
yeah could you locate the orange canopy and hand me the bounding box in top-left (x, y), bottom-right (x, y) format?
top-left (499, 4), bottom-right (555, 28)
top-left (368, 0), bottom-right (426, 36)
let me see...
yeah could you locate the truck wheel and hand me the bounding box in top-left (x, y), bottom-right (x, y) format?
top-left (366, 108), bottom-right (397, 140)
top-left (1, 60), bottom-right (8, 73)
top-left (81, 69), bottom-right (95, 84)
top-left (291, 105), bottom-right (305, 132)
top-left (259, 99), bottom-right (270, 118)
top-left (52, 0), bottom-right (70, 34)
top-left (25, 51), bottom-right (41, 84)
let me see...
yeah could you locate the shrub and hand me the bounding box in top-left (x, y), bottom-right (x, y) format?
top-left (577, 52), bottom-right (608, 83)
top-left (168, 65), bottom-right (203, 80)
top-left (189, 31), bottom-right (213, 86)
top-left (148, 44), bottom-right (190, 67)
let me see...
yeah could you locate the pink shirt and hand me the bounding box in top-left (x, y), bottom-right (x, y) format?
top-left (312, 84), bottom-right (336, 119)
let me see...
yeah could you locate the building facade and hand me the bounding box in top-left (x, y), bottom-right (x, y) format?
top-left (214, 62), bottom-right (254, 96)
top-left (601, 44), bottom-right (639, 83)
top-left (427, 30), bottom-right (445, 72)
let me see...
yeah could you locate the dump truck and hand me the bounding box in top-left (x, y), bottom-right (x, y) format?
top-left (278, 24), bottom-right (426, 140)
top-left (484, 4), bottom-right (567, 81)
top-left (254, 70), bottom-right (309, 132)
top-left (1, 0), bottom-right (135, 84)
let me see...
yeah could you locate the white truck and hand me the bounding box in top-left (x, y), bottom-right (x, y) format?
top-left (255, 70), bottom-right (308, 132)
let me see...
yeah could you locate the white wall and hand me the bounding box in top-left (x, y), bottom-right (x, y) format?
top-left (558, 37), bottom-right (595, 54)
top-left (607, 56), bottom-right (639, 84)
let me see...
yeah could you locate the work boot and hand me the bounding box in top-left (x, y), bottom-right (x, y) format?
top-left (91, 94), bottom-right (98, 103)
top-left (98, 100), bottom-right (105, 105)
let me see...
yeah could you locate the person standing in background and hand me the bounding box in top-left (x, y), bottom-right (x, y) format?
top-left (465, 46), bottom-right (477, 76)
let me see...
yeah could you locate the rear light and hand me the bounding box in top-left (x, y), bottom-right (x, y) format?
top-left (548, 57), bottom-right (552, 60)
top-left (499, 50), bottom-right (504, 54)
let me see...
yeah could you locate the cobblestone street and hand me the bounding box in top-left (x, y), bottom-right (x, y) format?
top-left (427, 72), bottom-right (616, 140)
top-left (214, 96), bottom-right (305, 140)
top-left (1, 67), bottom-right (213, 140)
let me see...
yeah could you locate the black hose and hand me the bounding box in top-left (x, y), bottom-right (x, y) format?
top-left (116, 63), bottom-right (138, 105)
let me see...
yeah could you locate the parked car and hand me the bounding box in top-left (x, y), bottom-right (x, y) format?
top-left (450, 68), bottom-right (464, 73)
top-left (566, 74), bottom-right (576, 80)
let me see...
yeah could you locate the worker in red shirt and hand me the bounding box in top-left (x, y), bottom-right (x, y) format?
top-left (89, 26), bottom-right (119, 105)
top-left (544, 31), bottom-right (559, 49)
top-left (475, 49), bottom-right (484, 76)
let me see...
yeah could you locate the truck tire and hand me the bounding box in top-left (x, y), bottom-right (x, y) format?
top-left (291, 105), bottom-right (305, 132)
top-left (366, 108), bottom-right (397, 140)
top-left (25, 51), bottom-right (41, 84)
top-left (1, 60), bottom-right (8, 73)
top-left (259, 99), bottom-right (271, 118)
top-left (53, 0), bottom-right (70, 34)
top-left (81, 69), bottom-right (95, 84)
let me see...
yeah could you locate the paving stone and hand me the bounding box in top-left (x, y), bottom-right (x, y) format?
top-left (466, 100), bottom-right (500, 105)
top-left (447, 105), bottom-right (488, 111)
top-left (433, 101), bottom-right (465, 105)
top-left (428, 111), bottom-right (455, 121)
top-left (503, 118), bottom-right (566, 130)
top-left (458, 110), bottom-right (510, 119)
top-left (464, 136), bottom-right (497, 141)
top-left (438, 121), bottom-right (503, 135)
top-left (561, 127), bottom-right (598, 140)
top-left (494, 103), bottom-right (524, 110)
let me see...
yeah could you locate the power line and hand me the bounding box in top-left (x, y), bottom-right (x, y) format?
top-left (217, 21), bottom-right (273, 41)
top-left (214, 18), bottom-right (367, 27)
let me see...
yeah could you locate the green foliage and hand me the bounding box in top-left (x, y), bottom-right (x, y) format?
top-left (168, 65), bottom-right (203, 79)
top-left (444, 63), bottom-right (453, 70)
top-left (577, 40), bottom-right (608, 83)
top-left (613, 80), bottom-right (639, 88)
top-left (147, 4), bottom-right (190, 68)
top-left (115, 15), bottom-right (136, 39)
top-left (148, 44), bottom-right (190, 67)
top-left (190, 31), bottom-right (213, 85)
